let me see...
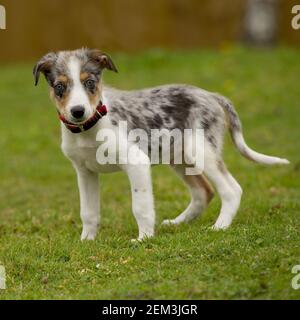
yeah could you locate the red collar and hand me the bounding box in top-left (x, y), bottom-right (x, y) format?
top-left (59, 102), bottom-right (107, 133)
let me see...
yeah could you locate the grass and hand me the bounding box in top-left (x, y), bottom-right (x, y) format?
top-left (0, 47), bottom-right (299, 300)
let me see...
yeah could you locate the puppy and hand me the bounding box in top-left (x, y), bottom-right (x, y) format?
top-left (33, 48), bottom-right (289, 241)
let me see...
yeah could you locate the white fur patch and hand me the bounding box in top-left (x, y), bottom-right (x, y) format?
top-left (67, 57), bottom-right (93, 120)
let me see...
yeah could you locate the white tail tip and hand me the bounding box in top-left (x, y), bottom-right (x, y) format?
top-left (233, 132), bottom-right (290, 166)
top-left (275, 158), bottom-right (290, 165)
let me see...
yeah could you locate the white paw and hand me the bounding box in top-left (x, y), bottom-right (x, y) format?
top-left (131, 238), bottom-right (143, 243)
top-left (211, 220), bottom-right (230, 231)
top-left (81, 227), bottom-right (97, 241)
top-left (131, 232), bottom-right (154, 243)
top-left (161, 219), bottom-right (178, 226)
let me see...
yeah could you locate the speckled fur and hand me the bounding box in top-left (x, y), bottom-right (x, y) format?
top-left (105, 84), bottom-right (227, 156)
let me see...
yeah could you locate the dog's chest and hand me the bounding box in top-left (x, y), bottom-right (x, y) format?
top-left (62, 134), bottom-right (120, 173)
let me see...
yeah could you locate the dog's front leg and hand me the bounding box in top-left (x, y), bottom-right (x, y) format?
top-left (74, 165), bottom-right (100, 241)
top-left (122, 163), bottom-right (155, 241)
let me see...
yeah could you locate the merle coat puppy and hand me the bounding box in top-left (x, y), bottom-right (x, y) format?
top-left (33, 48), bottom-right (289, 241)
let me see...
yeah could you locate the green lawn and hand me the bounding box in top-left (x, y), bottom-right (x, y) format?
top-left (0, 47), bottom-right (299, 299)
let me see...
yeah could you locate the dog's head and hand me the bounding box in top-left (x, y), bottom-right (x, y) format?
top-left (33, 48), bottom-right (117, 123)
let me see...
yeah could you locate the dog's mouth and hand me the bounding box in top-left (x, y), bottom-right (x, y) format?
top-left (58, 102), bottom-right (107, 133)
top-left (69, 116), bottom-right (89, 125)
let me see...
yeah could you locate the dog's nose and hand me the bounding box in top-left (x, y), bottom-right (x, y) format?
top-left (71, 105), bottom-right (85, 119)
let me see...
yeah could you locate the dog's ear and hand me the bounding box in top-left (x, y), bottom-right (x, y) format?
top-left (88, 49), bottom-right (118, 73)
top-left (33, 52), bottom-right (57, 86)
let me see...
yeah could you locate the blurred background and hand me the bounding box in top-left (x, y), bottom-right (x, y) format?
top-left (0, 0), bottom-right (299, 62)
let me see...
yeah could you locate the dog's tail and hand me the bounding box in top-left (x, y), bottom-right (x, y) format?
top-left (215, 95), bottom-right (289, 165)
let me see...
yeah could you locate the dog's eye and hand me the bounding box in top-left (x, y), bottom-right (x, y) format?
top-left (54, 83), bottom-right (65, 97)
top-left (85, 79), bottom-right (96, 90)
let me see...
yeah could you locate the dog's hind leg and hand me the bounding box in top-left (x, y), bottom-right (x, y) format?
top-left (162, 164), bottom-right (214, 225)
top-left (203, 153), bottom-right (243, 230)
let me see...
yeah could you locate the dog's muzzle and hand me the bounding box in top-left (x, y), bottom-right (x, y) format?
top-left (58, 101), bottom-right (107, 133)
